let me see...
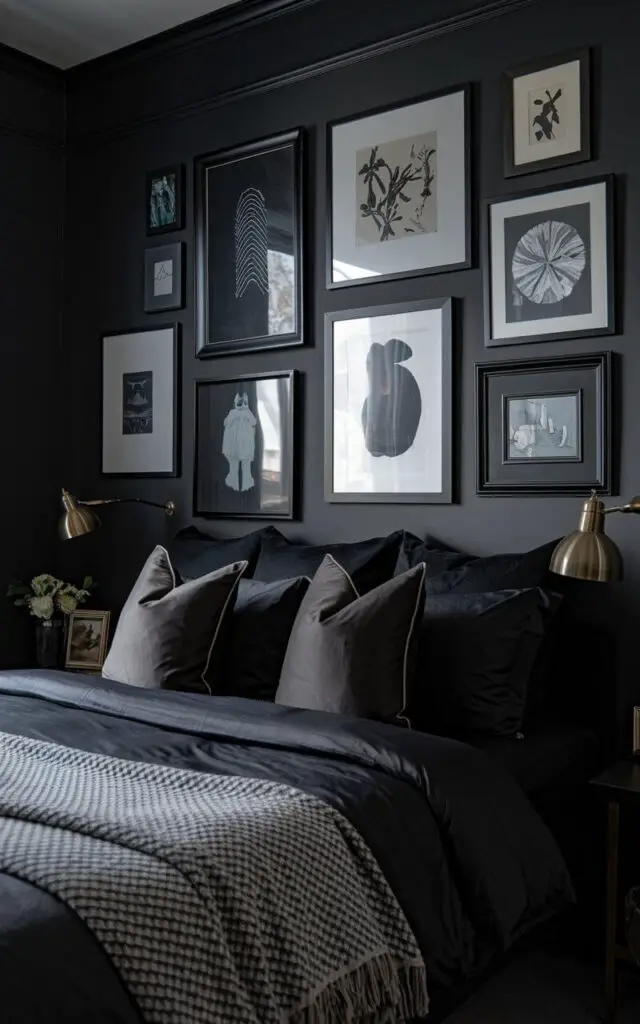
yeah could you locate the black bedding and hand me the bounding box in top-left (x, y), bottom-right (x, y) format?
top-left (0, 670), bottom-right (574, 1023)
top-left (473, 724), bottom-right (600, 795)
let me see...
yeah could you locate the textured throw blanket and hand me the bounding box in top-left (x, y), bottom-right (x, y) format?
top-left (0, 731), bottom-right (428, 1024)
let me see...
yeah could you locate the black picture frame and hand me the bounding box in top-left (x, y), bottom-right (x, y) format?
top-left (476, 351), bottom-right (612, 495)
top-left (195, 129), bottom-right (304, 358)
top-left (484, 175), bottom-right (615, 348)
top-left (324, 297), bottom-right (453, 504)
top-left (504, 48), bottom-right (591, 178)
top-left (327, 84), bottom-right (471, 290)
top-left (194, 370), bottom-right (298, 519)
top-left (101, 323), bottom-right (180, 479)
top-left (146, 165), bottom-right (184, 236)
top-left (144, 242), bottom-right (184, 313)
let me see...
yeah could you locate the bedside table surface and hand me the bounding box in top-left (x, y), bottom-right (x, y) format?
top-left (592, 759), bottom-right (640, 797)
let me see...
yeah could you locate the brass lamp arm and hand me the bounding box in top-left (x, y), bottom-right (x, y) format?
top-left (80, 497), bottom-right (175, 516)
top-left (603, 497), bottom-right (640, 515)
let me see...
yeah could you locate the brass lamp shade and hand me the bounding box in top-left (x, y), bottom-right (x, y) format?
top-left (549, 493), bottom-right (623, 583)
top-left (59, 489), bottom-right (100, 540)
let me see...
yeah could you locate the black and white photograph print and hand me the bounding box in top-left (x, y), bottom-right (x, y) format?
top-left (325, 298), bottom-right (452, 503)
top-left (356, 130), bottom-right (437, 244)
top-left (476, 352), bottom-right (612, 495)
top-left (122, 371), bottom-right (153, 435)
top-left (146, 165), bottom-right (184, 235)
top-left (195, 130), bottom-right (304, 357)
top-left (65, 610), bottom-right (111, 672)
top-left (102, 325), bottom-right (179, 477)
top-left (144, 242), bottom-right (184, 313)
top-left (507, 394), bottom-right (580, 461)
top-left (504, 49), bottom-right (591, 177)
top-left (486, 176), bottom-right (614, 347)
top-left (330, 87), bottom-right (469, 287)
top-left (194, 371), bottom-right (297, 519)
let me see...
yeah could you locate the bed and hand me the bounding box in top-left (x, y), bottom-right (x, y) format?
top-left (0, 668), bottom-right (575, 1024)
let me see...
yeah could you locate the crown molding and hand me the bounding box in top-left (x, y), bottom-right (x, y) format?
top-left (0, 40), bottom-right (64, 88)
top-left (68, 0), bottom-right (542, 145)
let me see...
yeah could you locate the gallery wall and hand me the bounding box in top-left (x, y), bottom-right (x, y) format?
top-left (60, 0), bottom-right (640, 725)
top-left (0, 46), bottom-right (65, 665)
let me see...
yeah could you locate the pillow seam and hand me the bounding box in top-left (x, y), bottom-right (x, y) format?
top-left (396, 562), bottom-right (426, 728)
top-left (324, 553), bottom-right (360, 599)
top-left (201, 561), bottom-right (248, 694)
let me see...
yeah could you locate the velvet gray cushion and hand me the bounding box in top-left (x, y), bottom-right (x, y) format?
top-left (102, 545), bottom-right (246, 693)
top-left (276, 555), bottom-right (425, 724)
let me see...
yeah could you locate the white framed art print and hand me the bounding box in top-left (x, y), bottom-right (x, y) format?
top-left (485, 176), bottom-right (614, 347)
top-left (325, 298), bottom-right (452, 503)
top-left (329, 87), bottom-right (470, 287)
top-left (102, 325), bottom-right (179, 476)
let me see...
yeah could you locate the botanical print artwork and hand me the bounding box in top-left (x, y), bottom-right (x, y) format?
top-left (149, 173), bottom-right (177, 229)
top-left (362, 339), bottom-right (422, 457)
top-left (508, 394), bottom-right (579, 460)
top-left (222, 392), bottom-right (257, 492)
top-left (122, 371), bottom-right (153, 435)
top-left (356, 130), bottom-right (438, 246)
top-left (528, 82), bottom-right (567, 145)
top-left (235, 187), bottom-right (269, 298)
top-left (153, 258), bottom-right (173, 297)
top-left (69, 617), bottom-right (106, 667)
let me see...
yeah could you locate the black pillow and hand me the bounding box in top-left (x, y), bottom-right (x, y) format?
top-left (411, 588), bottom-right (561, 739)
top-left (171, 525), bottom-right (282, 582)
top-left (209, 576), bottom-right (309, 701)
top-left (397, 534), bottom-right (559, 594)
top-left (253, 531), bottom-right (404, 594)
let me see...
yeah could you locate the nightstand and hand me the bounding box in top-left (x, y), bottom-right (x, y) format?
top-left (592, 760), bottom-right (640, 1022)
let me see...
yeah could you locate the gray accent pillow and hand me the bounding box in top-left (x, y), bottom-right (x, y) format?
top-left (275, 554), bottom-right (425, 724)
top-left (102, 545), bottom-right (247, 693)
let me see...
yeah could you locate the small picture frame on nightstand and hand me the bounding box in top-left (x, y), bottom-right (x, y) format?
top-left (633, 706), bottom-right (640, 757)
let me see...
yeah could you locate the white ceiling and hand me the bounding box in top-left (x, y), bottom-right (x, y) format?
top-left (0, 0), bottom-right (244, 69)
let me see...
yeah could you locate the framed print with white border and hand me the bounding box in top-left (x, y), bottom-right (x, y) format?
top-left (328, 86), bottom-right (470, 288)
top-left (485, 176), bottom-right (614, 347)
top-left (504, 48), bottom-right (591, 178)
top-left (144, 242), bottom-right (184, 313)
top-left (325, 298), bottom-right (453, 503)
top-left (102, 325), bottom-right (179, 477)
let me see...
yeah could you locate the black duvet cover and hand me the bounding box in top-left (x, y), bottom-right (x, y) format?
top-left (0, 670), bottom-right (573, 1023)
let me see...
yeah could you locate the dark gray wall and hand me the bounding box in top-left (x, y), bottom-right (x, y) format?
top-left (0, 46), bottom-right (65, 664)
top-left (61, 0), bottom-right (639, 729)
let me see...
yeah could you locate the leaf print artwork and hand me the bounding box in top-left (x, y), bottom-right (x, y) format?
top-left (356, 131), bottom-right (437, 246)
top-left (528, 83), bottom-right (566, 146)
top-left (512, 220), bottom-right (586, 305)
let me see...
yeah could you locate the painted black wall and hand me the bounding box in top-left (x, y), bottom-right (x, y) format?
top-left (61, 0), bottom-right (640, 731)
top-left (0, 46), bottom-right (65, 664)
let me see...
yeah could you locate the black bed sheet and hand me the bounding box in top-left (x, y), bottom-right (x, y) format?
top-left (472, 724), bottom-right (600, 795)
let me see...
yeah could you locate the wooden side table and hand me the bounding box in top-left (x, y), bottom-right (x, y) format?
top-left (592, 760), bottom-right (640, 1022)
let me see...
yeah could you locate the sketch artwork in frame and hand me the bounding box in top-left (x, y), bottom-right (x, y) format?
top-left (195, 130), bottom-right (304, 358)
top-left (328, 86), bottom-right (470, 287)
top-left (65, 610), bottom-right (111, 672)
top-left (144, 242), bottom-right (184, 313)
top-left (485, 176), bottom-right (614, 347)
top-left (504, 48), bottom-right (591, 178)
top-left (476, 351), bottom-right (612, 495)
top-left (194, 371), bottom-right (298, 519)
top-left (146, 165), bottom-right (184, 235)
top-left (102, 325), bottom-right (179, 477)
top-left (325, 298), bottom-right (453, 504)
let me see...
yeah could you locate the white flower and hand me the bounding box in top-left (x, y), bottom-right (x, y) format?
top-left (31, 574), bottom-right (60, 597)
top-left (29, 595), bottom-right (55, 621)
top-left (57, 592), bottom-right (78, 615)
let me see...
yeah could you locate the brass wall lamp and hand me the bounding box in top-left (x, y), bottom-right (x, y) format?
top-left (550, 491), bottom-right (640, 583)
top-left (59, 488), bottom-right (175, 540)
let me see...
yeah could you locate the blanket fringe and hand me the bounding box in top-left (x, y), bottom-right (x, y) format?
top-left (287, 953), bottom-right (429, 1024)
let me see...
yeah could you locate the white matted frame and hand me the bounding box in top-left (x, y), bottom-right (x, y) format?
top-left (485, 176), bottom-right (615, 347)
top-left (504, 48), bottom-right (591, 178)
top-left (325, 298), bottom-right (453, 503)
top-left (328, 86), bottom-right (470, 288)
top-left (102, 324), bottom-right (179, 477)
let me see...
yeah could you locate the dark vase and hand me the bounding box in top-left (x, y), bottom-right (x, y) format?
top-left (35, 619), bottom-right (63, 669)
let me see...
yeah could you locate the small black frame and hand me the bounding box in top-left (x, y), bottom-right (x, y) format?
top-left (144, 242), bottom-right (184, 313)
top-left (194, 129), bottom-right (305, 358)
top-left (193, 370), bottom-right (299, 520)
top-left (476, 351), bottom-right (612, 495)
top-left (146, 164), bottom-right (185, 236)
top-left (503, 47), bottom-right (591, 178)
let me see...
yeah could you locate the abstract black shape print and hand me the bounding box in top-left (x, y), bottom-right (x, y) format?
top-left (361, 339), bottom-right (422, 458)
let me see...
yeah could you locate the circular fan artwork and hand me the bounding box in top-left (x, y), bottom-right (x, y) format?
top-left (512, 220), bottom-right (586, 305)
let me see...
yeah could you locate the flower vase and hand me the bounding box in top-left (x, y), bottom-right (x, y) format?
top-left (35, 619), bottom-right (63, 669)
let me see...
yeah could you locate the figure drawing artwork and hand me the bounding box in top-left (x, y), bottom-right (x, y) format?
top-left (122, 372), bottom-right (153, 435)
top-left (222, 393), bottom-right (257, 493)
top-left (356, 131), bottom-right (437, 245)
